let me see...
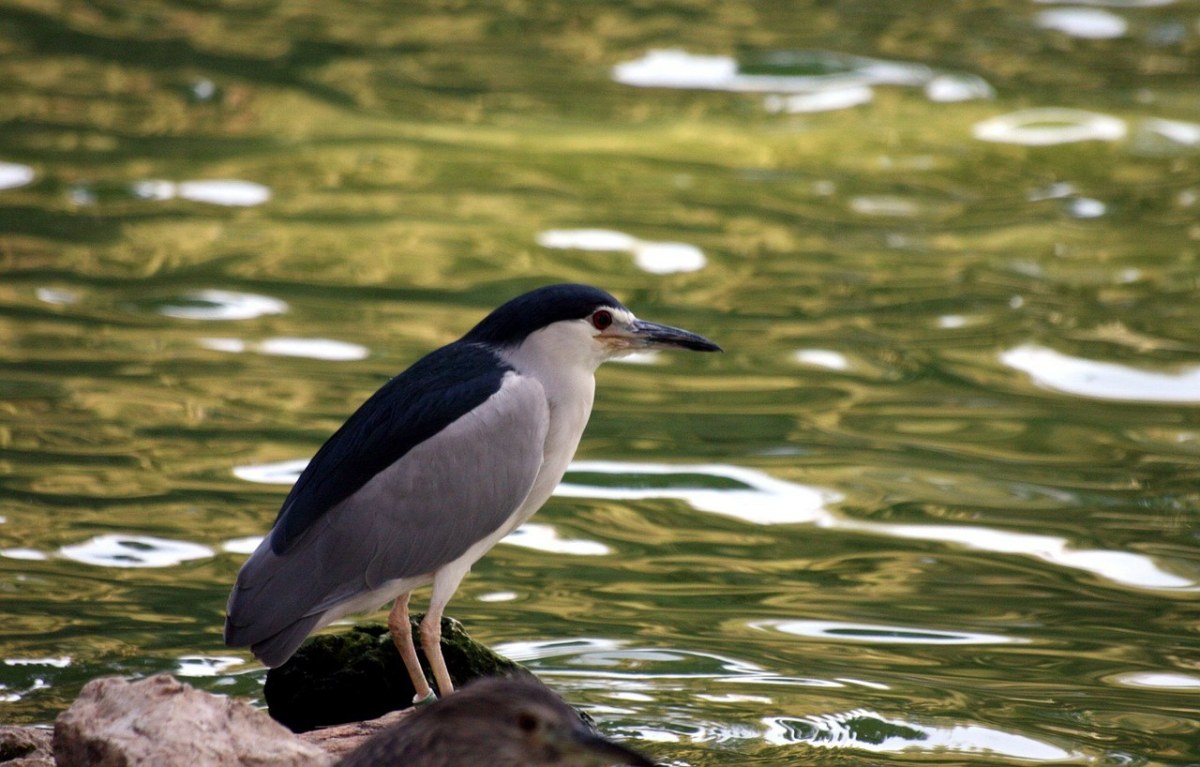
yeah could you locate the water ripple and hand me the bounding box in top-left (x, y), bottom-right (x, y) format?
top-left (0, 161), bottom-right (35, 190)
top-left (59, 535), bottom-right (213, 568)
top-left (200, 336), bottom-right (368, 361)
top-left (1036, 7), bottom-right (1129, 38)
top-left (537, 228), bottom-right (707, 274)
top-left (752, 620), bottom-right (1027, 645)
top-left (561, 461), bottom-right (1196, 592)
top-left (973, 108), bottom-right (1127, 145)
top-left (763, 708), bottom-right (1082, 761)
top-left (502, 523), bottom-right (611, 556)
top-left (1002, 344), bottom-right (1200, 403)
top-left (131, 179), bottom-right (271, 207)
top-left (158, 290), bottom-right (288, 321)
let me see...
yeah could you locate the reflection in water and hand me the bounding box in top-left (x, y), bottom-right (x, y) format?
top-left (4, 657), bottom-right (71, 668)
top-left (924, 73), bottom-right (996, 102)
top-left (496, 638), bottom-right (767, 682)
top-left (1002, 344), bottom-right (1200, 403)
top-left (559, 461), bottom-right (839, 526)
top-left (232, 459), bottom-right (307, 485)
top-left (1, 548), bottom-right (48, 561)
top-left (764, 86), bottom-right (872, 114)
top-left (502, 523), bottom-right (611, 556)
top-left (59, 535), bottom-right (213, 568)
top-left (793, 349), bottom-right (851, 371)
top-left (131, 179), bottom-right (272, 207)
top-left (0, 162), bottom-right (34, 190)
top-left (613, 48), bottom-right (993, 113)
top-left (612, 49), bottom-right (932, 93)
top-left (972, 108), bottom-right (1127, 145)
top-left (764, 709), bottom-right (1079, 761)
top-left (1109, 671), bottom-right (1200, 690)
top-left (158, 290), bottom-right (288, 321)
top-left (537, 228), bottom-right (706, 274)
top-left (175, 656), bottom-right (243, 678)
top-left (221, 536), bottom-right (262, 555)
top-left (1132, 118), bottom-right (1200, 155)
top-left (561, 461), bottom-right (1195, 591)
top-left (753, 620), bottom-right (1026, 645)
top-left (34, 287), bottom-right (80, 306)
top-left (200, 337), bottom-right (369, 361)
top-left (1035, 7), bottom-right (1129, 38)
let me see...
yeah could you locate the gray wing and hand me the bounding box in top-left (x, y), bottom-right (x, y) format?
top-left (226, 372), bottom-right (548, 651)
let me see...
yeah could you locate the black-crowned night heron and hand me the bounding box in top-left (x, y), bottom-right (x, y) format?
top-left (335, 676), bottom-right (655, 767)
top-left (225, 284), bottom-right (719, 703)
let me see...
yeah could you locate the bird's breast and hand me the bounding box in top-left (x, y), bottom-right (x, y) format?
top-left (507, 371), bottom-right (595, 530)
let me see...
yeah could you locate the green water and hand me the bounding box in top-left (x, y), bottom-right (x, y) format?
top-left (2, 1), bottom-right (1199, 764)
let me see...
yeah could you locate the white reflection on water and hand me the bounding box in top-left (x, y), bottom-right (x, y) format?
top-left (613, 49), bottom-right (993, 111)
top-left (221, 536), bottom-right (263, 555)
top-left (200, 336), bottom-right (368, 361)
top-left (560, 460), bottom-right (840, 526)
top-left (131, 179), bottom-right (271, 207)
top-left (1133, 117), bottom-right (1200, 153)
top-left (4, 657), bottom-right (70, 668)
top-left (1109, 671), bottom-right (1200, 690)
top-left (924, 73), bottom-right (996, 102)
top-left (613, 49), bottom-right (930, 93)
top-left (0, 161), bottom-right (35, 190)
top-left (753, 620), bottom-right (1027, 645)
top-left (502, 523), bottom-right (610, 556)
top-left (764, 86), bottom-right (873, 114)
top-left (561, 461), bottom-right (1196, 591)
top-left (159, 289), bottom-right (288, 321)
top-left (1036, 7), bottom-right (1128, 38)
top-left (794, 349), bottom-right (851, 371)
top-left (59, 534), bottom-right (213, 568)
top-left (1033, 0), bottom-right (1175, 7)
top-left (1001, 344), bottom-right (1200, 403)
top-left (232, 459), bottom-right (307, 485)
top-left (764, 708), bottom-right (1080, 761)
top-left (176, 655), bottom-right (244, 678)
top-left (0, 548), bottom-right (48, 561)
top-left (537, 228), bottom-right (707, 274)
top-left (35, 287), bottom-right (80, 306)
top-left (973, 108), bottom-right (1127, 145)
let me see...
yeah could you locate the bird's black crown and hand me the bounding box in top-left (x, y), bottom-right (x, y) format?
top-left (462, 284), bottom-right (625, 347)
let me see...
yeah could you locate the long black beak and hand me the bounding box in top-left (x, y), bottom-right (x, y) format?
top-left (629, 319), bottom-right (722, 352)
top-left (568, 726), bottom-right (657, 766)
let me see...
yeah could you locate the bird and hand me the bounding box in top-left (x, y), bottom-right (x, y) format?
top-left (225, 283), bottom-right (720, 704)
top-left (334, 676), bottom-right (655, 767)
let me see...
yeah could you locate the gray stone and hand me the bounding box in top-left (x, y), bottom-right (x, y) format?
top-left (0, 725), bottom-right (53, 767)
top-left (53, 674), bottom-right (332, 767)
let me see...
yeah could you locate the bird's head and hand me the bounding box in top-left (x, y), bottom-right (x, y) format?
top-left (463, 284), bottom-right (721, 373)
top-left (509, 699), bottom-right (656, 767)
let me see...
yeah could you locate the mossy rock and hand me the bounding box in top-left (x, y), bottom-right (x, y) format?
top-left (264, 616), bottom-right (526, 732)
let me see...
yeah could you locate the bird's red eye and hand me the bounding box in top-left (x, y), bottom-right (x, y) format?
top-left (591, 310), bottom-right (613, 330)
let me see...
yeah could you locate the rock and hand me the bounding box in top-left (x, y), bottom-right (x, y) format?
top-left (0, 725), bottom-right (53, 767)
top-left (297, 709), bottom-right (410, 760)
top-left (53, 674), bottom-right (332, 767)
top-left (265, 616), bottom-right (526, 733)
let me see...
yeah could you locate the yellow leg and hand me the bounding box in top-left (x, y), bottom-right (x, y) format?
top-left (387, 594), bottom-right (435, 704)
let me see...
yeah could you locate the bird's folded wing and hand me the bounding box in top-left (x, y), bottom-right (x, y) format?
top-left (228, 371), bottom-right (549, 633)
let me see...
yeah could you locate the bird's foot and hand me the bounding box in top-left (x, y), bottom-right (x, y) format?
top-left (412, 688), bottom-right (438, 707)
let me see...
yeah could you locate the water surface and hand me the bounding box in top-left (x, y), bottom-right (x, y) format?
top-left (1, 1), bottom-right (1199, 765)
